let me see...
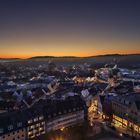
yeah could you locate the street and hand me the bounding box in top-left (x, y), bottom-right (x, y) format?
top-left (36, 122), bottom-right (132, 140)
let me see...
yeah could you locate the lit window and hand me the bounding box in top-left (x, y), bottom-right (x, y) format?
top-left (28, 120), bottom-right (32, 124)
top-left (30, 125), bottom-right (34, 129)
top-left (39, 127), bottom-right (43, 131)
top-left (28, 132), bottom-right (31, 135)
top-left (34, 118), bottom-right (38, 122)
top-left (39, 116), bottom-right (44, 120)
top-left (36, 123), bottom-right (40, 127)
top-left (41, 122), bottom-right (45, 125)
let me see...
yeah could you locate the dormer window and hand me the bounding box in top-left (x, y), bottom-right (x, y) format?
top-left (39, 116), bottom-right (44, 120)
top-left (17, 122), bottom-right (22, 127)
top-left (0, 128), bottom-right (4, 134)
top-left (8, 125), bottom-right (13, 131)
top-left (34, 118), bottom-right (38, 122)
top-left (28, 120), bottom-right (32, 124)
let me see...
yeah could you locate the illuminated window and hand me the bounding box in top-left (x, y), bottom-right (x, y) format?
top-left (41, 122), bottom-right (45, 125)
top-left (123, 119), bottom-right (128, 126)
top-left (113, 115), bottom-right (123, 123)
top-left (34, 118), bottom-right (38, 122)
top-left (134, 124), bottom-right (139, 132)
top-left (30, 125), bottom-right (34, 129)
top-left (36, 123), bottom-right (40, 127)
top-left (94, 100), bottom-right (98, 106)
top-left (28, 131), bottom-right (32, 135)
top-left (28, 120), bottom-right (32, 124)
top-left (39, 116), bottom-right (44, 120)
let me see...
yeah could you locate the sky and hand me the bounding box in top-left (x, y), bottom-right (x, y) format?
top-left (0, 0), bottom-right (140, 58)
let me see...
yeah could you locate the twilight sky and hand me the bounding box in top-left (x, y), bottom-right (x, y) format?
top-left (0, 0), bottom-right (140, 58)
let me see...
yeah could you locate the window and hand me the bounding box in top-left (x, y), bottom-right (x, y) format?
top-left (28, 120), bottom-right (32, 124)
top-left (8, 125), bottom-right (13, 131)
top-left (30, 125), bottom-right (35, 129)
top-left (39, 116), bottom-right (44, 120)
top-left (36, 123), bottom-right (40, 127)
top-left (17, 122), bottom-right (22, 127)
top-left (0, 128), bottom-right (3, 134)
top-left (34, 118), bottom-right (38, 122)
top-left (41, 122), bottom-right (45, 125)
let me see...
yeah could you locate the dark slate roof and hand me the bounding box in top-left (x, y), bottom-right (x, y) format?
top-left (0, 111), bottom-right (27, 136)
top-left (99, 95), bottom-right (105, 105)
top-left (135, 101), bottom-right (140, 110)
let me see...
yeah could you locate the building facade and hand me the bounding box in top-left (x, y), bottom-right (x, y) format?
top-left (0, 96), bottom-right (87, 140)
top-left (111, 93), bottom-right (140, 138)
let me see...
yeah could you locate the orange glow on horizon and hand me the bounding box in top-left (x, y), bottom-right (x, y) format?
top-left (1, 52), bottom-right (139, 59)
top-left (0, 36), bottom-right (140, 59)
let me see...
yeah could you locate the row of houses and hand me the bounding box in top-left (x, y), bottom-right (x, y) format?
top-left (95, 92), bottom-right (140, 138)
top-left (0, 95), bottom-right (87, 140)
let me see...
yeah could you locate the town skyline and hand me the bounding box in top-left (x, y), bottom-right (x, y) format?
top-left (0, 0), bottom-right (140, 58)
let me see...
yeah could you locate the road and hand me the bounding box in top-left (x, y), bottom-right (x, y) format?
top-left (36, 122), bottom-right (131, 140)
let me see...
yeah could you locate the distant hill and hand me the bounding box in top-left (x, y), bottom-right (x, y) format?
top-left (0, 58), bottom-right (20, 60)
top-left (29, 54), bottom-right (140, 59)
top-left (28, 54), bottom-right (140, 68)
top-left (1, 54), bottom-right (140, 69)
top-left (29, 56), bottom-right (79, 59)
top-left (0, 58), bottom-right (21, 62)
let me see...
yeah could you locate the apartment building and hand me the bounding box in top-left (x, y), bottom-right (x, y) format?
top-left (111, 93), bottom-right (140, 138)
top-left (0, 96), bottom-right (87, 140)
top-left (0, 111), bottom-right (26, 140)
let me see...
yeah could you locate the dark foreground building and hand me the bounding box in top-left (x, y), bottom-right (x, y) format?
top-left (0, 96), bottom-right (87, 140)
